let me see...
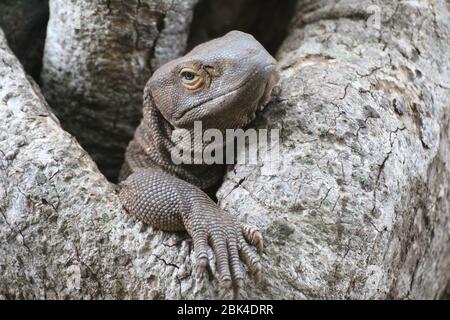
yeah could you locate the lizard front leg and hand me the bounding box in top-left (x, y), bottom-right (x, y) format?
top-left (118, 168), bottom-right (263, 298)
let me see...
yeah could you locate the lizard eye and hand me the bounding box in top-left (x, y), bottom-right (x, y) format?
top-left (181, 71), bottom-right (196, 81)
top-left (180, 68), bottom-right (204, 90)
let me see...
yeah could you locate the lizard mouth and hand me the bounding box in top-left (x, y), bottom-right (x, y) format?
top-left (176, 79), bottom-right (250, 123)
top-left (175, 63), bottom-right (277, 125)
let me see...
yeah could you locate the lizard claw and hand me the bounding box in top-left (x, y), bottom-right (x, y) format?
top-left (195, 255), bottom-right (209, 276)
top-left (242, 224), bottom-right (264, 255)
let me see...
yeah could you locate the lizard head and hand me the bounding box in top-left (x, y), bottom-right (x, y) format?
top-left (146, 30), bottom-right (280, 130)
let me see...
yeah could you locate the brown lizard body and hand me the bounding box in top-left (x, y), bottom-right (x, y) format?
top-left (118, 31), bottom-right (279, 298)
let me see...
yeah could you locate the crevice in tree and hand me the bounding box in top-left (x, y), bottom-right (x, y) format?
top-left (187, 0), bottom-right (298, 56)
top-left (0, 0), bottom-right (49, 83)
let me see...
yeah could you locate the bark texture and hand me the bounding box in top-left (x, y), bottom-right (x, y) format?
top-left (1, 0), bottom-right (449, 300)
top-left (41, 0), bottom-right (198, 180)
top-left (217, 0), bottom-right (450, 299)
top-left (0, 29), bottom-right (215, 299)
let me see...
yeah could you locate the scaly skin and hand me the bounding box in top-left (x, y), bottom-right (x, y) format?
top-left (118, 31), bottom-right (279, 298)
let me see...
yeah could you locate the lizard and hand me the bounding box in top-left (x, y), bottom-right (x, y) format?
top-left (117, 30), bottom-right (280, 298)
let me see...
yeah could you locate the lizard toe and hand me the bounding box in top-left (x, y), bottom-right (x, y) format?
top-left (210, 232), bottom-right (232, 289)
top-left (239, 236), bottom-right (262, 285)
top-left (192, 228), bottom-right (211, 277)
top-left (226, 229), bottom-right (245, 299)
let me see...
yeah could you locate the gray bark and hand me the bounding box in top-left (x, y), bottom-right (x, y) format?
top-left (1, 0), bottom-right (449, 300)
top-left (1, 28), bottom-right (214, 299)
top-left (41, 0), bottom-right (198, 180)
top-left (217, 0), bottom-right (450, 299)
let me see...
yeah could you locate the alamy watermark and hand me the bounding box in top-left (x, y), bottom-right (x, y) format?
top-left (170, 121), bottom-right (280, 175)
top-left (367, 5), bottom-right (381, 30)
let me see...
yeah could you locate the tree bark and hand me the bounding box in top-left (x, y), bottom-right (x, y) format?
top-left (217, 0), bottom-right (450, 299)
top-left (0, 28), bottom-right (209, 299)
top-left (41, 0), bottom-right (198, 180)
top-left (1, 0), bottom-right (449, 299)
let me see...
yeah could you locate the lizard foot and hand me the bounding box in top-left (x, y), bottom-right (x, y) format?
top-left (192, 214), bottom-right (262, 299)
top-left (118, 168), bottom-right (263, 299)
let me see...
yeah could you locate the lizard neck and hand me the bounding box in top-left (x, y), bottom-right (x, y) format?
top-left (136, 102), bottom-right (225, 191)
top-left (145, 101), bottom-right (176, 157)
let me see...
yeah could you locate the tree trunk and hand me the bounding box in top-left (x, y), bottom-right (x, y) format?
top-left (1, 28), bottom-right (218, 299)
top-left (1, 0), bottom-right (449, 299)
top-left (41, 0), bottom-right (198, 180)
top-left (217, 0), bottom-right (450, 299)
